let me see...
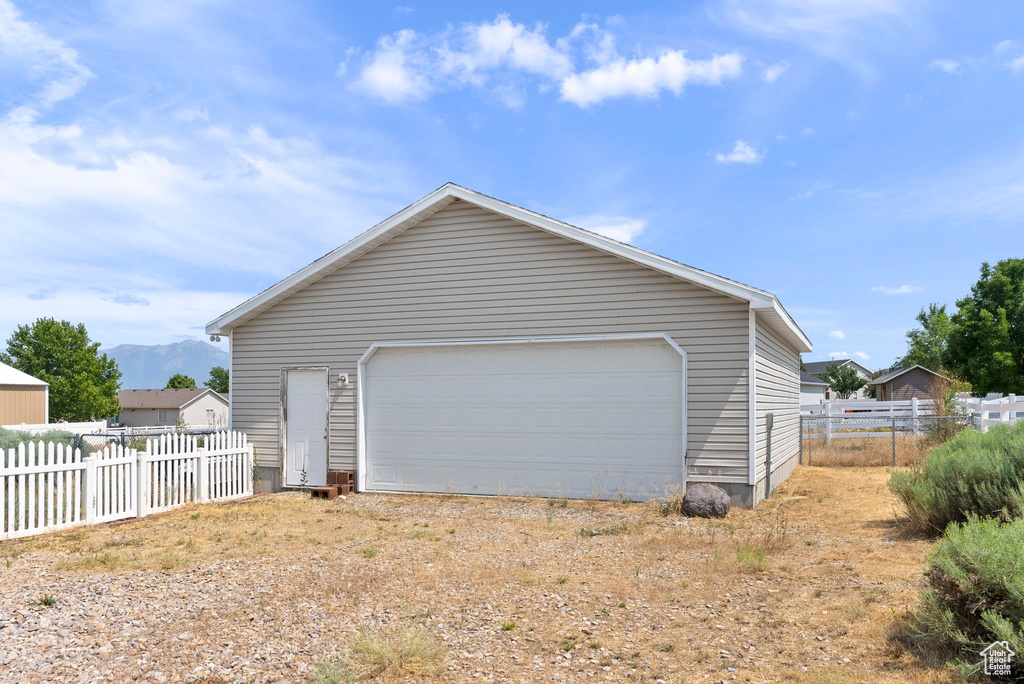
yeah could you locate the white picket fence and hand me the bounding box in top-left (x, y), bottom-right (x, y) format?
top-left (1, 431), bottom-right (253, 540)
top-left (957, 394), bottom-right (1024, 431)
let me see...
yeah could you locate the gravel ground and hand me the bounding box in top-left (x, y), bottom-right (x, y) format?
top-left (0, 468), bottom-right (951, 684)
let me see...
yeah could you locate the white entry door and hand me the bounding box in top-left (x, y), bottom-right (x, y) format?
top-left (362, 337), bottom-right (685, 500)
top-left (285, 368), bottom-right (328, 487)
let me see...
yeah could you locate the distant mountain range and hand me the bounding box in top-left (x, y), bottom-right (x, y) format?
top-left (103, 340), bottom-right (228, 390)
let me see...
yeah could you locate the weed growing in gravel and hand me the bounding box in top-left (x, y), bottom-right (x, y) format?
top-left (37, 595), bottom-right (56, 606)
top-left (735, 543), bottom-right (767, 572)
top-left (501, 622), bottom-right (517, 631)
top-left (556, 575), bottom-right (569, 584)
top-left (653, 641), bottom-right (674, 653)
top-left (560, 636), bottom-right (578, 651)
top-left (360, 547), bottom-right (378, 559)
top-left (348, 623), bottom-right (447, 678)
top-left (306, 660), bottom-right (355, 684)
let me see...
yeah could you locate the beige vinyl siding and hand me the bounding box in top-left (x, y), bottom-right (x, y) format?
top-left (754, 314), bottom-right (800, 492)
top-left (118, 408), bottom-right (180, 428)
top-left (232, 200), bottom-right (751, 484)
top-left (0, 385), bottom-right (47, 424)
top-left (180, 393), bottom-right (229, 428)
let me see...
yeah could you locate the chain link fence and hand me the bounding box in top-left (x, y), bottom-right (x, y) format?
top-left (75, 426), bottom-right (228, 453)
top-left (800, 414), bottom-right (972, 467)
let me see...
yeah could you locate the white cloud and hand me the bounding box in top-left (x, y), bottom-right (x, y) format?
top-left (852, 351), bottom-right (871, 361)
top-left (928, 58), bottom-right (961, 74)
top-left (828, 351), bottom-right (850, 358)
top-left (827, 330), bottom-right (846, 339)
top-left (713, 0), bottom-right (924, 76)
top-left (715, 140), bottom-right (763, 164)
top-left (174, 106), bottom-right (209, 122)
top-left (560, 51), bottom-right (743, 107)
top-left (0, 4), bottom-right (416, 346)
top-left (762, 60), bottom-right (790, 83)
top-left (393, 5), bottom-right (414, 14)
top-left (995, 40), bottom-right (1016, 53)
top-left (351, 29), bottom-right (432, 103)
top-left (871, 284), bottom-right (923, 295)
top-left (802, 126), bottom-right (815, 136)
top-left (440, 15), bottom-right (574, 84)
top-left (0, 0), bottom-right (94, 117)
top-left (568, 214), bottom-right (647, 243)
top-left (1007, 56), bottom-right (1024, 73)
top-left (350, 14), bottom-right (744, 109)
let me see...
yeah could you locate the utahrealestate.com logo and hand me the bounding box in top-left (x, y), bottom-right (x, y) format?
top-left (981, 641), bottom-right (1015, 677)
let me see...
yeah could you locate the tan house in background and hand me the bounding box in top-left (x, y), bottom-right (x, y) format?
top-left (0, 362), bottom-right (48, 425)
top-left (112, 388), bottom-right (228, 429)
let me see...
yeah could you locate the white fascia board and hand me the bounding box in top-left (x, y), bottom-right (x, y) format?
top-left (178, 388), bottom-right (227, 411)
top-left (206, 182), bottom-right (813, 351)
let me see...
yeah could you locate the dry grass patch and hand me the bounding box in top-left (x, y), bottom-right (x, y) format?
top-left (348, 623), bottom-right (447, 679)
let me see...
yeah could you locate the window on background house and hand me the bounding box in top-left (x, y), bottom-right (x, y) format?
top-left (158, 409), bottom-right (167, 423)
top-left (206, 409), bottom-right (215, 421)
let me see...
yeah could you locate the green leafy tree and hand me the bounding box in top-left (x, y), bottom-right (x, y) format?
top-left (945, 258), bottom-right (1024, 396)
top-left (820, 362), bottom-right (867, 400)
top-left (165, 373), bottom-right (197, 389)
top-left (902, 303), bottom-right (953, 371)
top-left (0, 318), bottom-right (121, 421)
top-left (204, 366), bottom-right (229, 394)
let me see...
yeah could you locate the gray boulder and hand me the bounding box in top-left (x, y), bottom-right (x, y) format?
top-left (681, 483), bottom-right (731, 519)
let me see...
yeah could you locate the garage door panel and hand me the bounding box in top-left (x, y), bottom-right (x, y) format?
top-left (365, 338), bottom-right (684, 500)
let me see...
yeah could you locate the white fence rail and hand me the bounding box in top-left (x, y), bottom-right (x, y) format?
top-left (1, 420), bottom-right (108, 436)
top-left (801, 398), bottom-right (936, 443)
top-left (957, 394), bottom-right (1024, 431)
top-left (1, 431), bottom-right (252, 541)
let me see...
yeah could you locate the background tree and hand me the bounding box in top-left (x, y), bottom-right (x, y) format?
top-left (0, 318), bottom-right (121, 421)
top-left (902, 303), bottom-right (953, 371)
top-left (945, 258), bottom-right (1024, 396)
top-left (165, 373), bottom-right (197, 389)
top-left (820, 362), bottom-right (867, 400)
top-left (204, 366), bottom-right (229, 393)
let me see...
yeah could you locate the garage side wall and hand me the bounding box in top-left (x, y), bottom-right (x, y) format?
top-left (753, 314), bottom-right (801, 504)
top-left (0, 385), bottom-right (47, 424)
top-left (231, 200), bottom-right (754, 501)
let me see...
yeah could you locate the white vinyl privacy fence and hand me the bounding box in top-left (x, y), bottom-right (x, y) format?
top-left (1, 431), bottom-right (252, 540)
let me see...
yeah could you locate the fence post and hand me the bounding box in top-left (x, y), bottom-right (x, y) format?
top-left (198, 448), bottom-right (210, 503)
top-left (136, 451), bottom-right (149, 518)
top-left (911, 397), bottom-right (920, 439)
top-left (246, 443), bottom-right (255, 496)
top-left (891, 415), bottom-right (897, 467)
top-left (825, 402), bottom-right (832, 445)
top-left (83, 454), bottom-right (97, 524)
top-left (798, 414), bottom-right (804, 466)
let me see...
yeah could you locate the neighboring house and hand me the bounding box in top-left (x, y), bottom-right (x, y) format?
top-left (206, 183), bottom-right (812, 507)
top-left (800, 371), bottom-right (829, 405)
top-left (868, 365), bottom-right (949, 401)
top-left (112, 388), bottom-right (228, 428)
top-left (0, 362), bottom-right (48, 425)
top-left (804, 358), bottom-right (874, 400)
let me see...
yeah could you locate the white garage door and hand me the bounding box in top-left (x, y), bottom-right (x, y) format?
top-left (361, 336), bottom-right (685, 500)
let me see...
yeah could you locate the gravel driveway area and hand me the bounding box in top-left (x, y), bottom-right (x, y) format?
top-left (0, 468), bottom-right (947, 683)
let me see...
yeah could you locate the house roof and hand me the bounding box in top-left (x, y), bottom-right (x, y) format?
top-left (868, 365), bottom-right (950, 386)
top-left (0, 361), bottom-right (48, 386)
top-left (205, 183), bottom-right (812, 353)
top-left (800, 371), bottom-right (829, 387)
top-left (117, 388), bottom-right (227, 410)
top-left (804, 358), bottom-right (873, 376)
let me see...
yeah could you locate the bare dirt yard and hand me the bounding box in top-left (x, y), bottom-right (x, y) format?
top-left (0, 467), bottom-right (952, 684)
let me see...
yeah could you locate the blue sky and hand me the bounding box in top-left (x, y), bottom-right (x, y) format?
top-left (1, 1), bottom-right (1022, 369)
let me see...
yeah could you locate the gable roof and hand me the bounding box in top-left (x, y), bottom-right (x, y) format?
top-left (0, 362), bottom-right (48, 387)
top-left (800, 371), bottom-right (829, 387)
top-left (804, 358), bottom-right (873, 376)
top-left (868, 365), bottom-right (950, 386)
top-left (117, 388), bottom-right (227, 410)
top-left (206, 183), bottom-right (812, 353)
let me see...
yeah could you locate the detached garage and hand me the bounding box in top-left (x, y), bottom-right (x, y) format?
top-left (208, 184), bottom-right (811, 506)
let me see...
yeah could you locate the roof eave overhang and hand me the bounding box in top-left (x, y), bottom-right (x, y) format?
top-left (206, 183), bottom-right (812, 353)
